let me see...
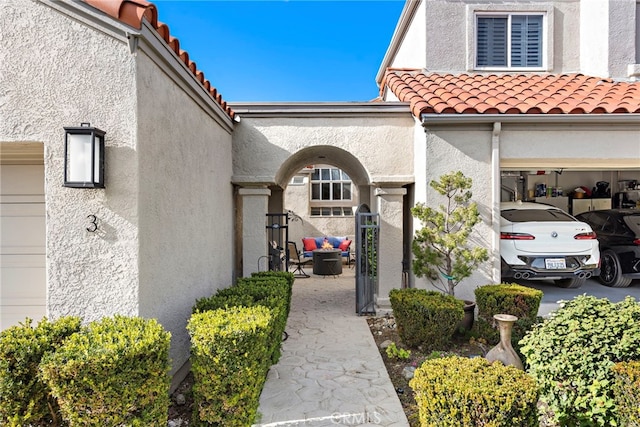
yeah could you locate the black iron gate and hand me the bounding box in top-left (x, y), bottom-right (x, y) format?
top-left (355, 204), bottom-right (379, 315)
top-left (265, 213), bottom-right (289, 272)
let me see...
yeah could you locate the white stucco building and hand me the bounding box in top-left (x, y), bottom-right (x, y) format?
top-left (1, 0), bottom-right (639, 386)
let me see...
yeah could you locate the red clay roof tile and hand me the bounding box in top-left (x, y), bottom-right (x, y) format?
top-left (82, 0), bottom-right (234, 120)
top-left (383, 69), bottom-right (640, 118)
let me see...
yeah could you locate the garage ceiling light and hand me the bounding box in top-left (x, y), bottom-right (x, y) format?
top-left (63, 123), bottom-right (105, 188)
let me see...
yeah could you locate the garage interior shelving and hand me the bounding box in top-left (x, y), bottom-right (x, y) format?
top-left (501, 169), bottom-right (640, 215)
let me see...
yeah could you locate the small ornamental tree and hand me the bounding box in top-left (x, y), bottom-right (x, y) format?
top-left (411, 171), bottom-right (489, 296)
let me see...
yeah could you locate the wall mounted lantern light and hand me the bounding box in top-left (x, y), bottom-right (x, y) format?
top-left (63, 123), bottom-right (105, 188)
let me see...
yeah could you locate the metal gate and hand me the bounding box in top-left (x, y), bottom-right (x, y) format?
top-left (355, 204), bottom-right (379, 315)
top-left (265, 213), bottom-right (289, 272)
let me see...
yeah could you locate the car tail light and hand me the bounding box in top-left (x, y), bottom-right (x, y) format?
top-left (633, 239), bottom-right (640, 245)
top-left (500, 232), bottom-right (535, 240)
top-left (574, 231), bottom-right (597, 240)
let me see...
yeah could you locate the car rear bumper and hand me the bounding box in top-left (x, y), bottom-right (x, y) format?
top-left (501, 258), bottom-right (600, 281)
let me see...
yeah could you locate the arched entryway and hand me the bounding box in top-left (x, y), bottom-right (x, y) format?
top-left (230, 102), bottom-right (415, 309)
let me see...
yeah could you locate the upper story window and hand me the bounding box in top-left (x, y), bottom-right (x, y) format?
top-left (311, 167), bottom-right (352, 201)
top-left (476, 13), bottom-right (544, 69)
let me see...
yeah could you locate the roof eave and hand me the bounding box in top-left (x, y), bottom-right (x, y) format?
top-left (230, 102), bottom-right (412, 118)
top-left (421, 113), bottom-right (640, 125)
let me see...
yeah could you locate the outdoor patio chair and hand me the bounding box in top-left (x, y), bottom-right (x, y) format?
top-left (288, 241), bottom-right (311, 278)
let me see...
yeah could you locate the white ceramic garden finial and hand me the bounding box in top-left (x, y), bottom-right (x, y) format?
top-left (485, 314), bottom-right (524, 370)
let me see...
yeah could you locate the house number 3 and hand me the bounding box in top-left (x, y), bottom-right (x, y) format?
top-left (86, 215), bottom-right (98, 232)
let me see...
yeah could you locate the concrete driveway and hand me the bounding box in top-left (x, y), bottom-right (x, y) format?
top-left (514, 278), bottom-right (640, 317)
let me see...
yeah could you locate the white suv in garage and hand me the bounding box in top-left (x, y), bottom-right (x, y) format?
top-left (500, 202), bottom-right (600, 288)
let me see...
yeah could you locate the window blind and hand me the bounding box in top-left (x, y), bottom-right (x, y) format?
top-left (477, 17), bottom-right (507, 66)
top-left (477, 14), bottom-right (542, 68)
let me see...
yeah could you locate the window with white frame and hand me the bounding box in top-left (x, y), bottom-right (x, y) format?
top-left (476, 13), bottom-right (544, 69)
top-left (311, 167), bottom-right (351, 201)
top-left (310, 167), bottom-right (353, 216)
top-left (310, 207), bottom-right (353, 217)
top-left (289, 175), bottom-right (306, 186)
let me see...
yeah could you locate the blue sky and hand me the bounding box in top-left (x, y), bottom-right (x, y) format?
top-left (154, 1), bottom-right (405, 102)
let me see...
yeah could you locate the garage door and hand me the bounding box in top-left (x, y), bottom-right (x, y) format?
top-left (1, 164), bottom-right (46, 330)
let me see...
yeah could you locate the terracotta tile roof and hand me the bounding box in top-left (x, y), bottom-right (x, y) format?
top-left (83, 0), bottom-right (235, 120)
top-left (382, 69), bottom-right (640, 118)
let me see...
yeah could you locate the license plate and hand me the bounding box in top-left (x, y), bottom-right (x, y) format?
top-left (545, 258), bottom-right (566, 269)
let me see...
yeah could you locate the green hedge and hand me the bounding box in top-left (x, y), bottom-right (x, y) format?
top-left (612, 361), bottom-right (640, 426)
top-left (410, 356), bottom-right (539, 426)
top-left (251, 270), bottom-right (295, 288)
top-left (475, 283), bottom-right (542, 321)
top-left (0, 316), bottom-right (81, 426)
top-left (390, 288), bottom-right (463, 350)
top-left (520, 295), bottom-right (640, 426)
top-left (188, 306), bottom-right (273, 426)
top-left (40, 316), bottom-right (171, 427)
top-left (474, 283), bottom-right (543, 353)
top-left (251, 271), bottom-right (294, 316)
top-left (194, 274), bottom-right (291, 363)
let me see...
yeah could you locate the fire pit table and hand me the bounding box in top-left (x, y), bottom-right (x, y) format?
top-left (312, 249), bottom-right (342, 276)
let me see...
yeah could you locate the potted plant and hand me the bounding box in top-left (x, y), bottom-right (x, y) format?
top-left (411, 171), bottom-right (489, 330)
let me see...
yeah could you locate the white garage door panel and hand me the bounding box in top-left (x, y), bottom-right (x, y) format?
top-left (2, 217), bottom-right (46, 250)
top-left (1, 164), bottom-right (45, 331)
top-left (1, 256), bottom-right (46, 297)
top-left (1, 165), bottom-right (44, 194)
top-left (1, 306), bottom-right (47, 330)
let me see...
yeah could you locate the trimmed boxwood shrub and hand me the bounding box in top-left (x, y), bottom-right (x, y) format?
top-left (612, 361), bottom-right (640, 426)
top-left (252, 270), bottom-right (295, 289)
top-left (0, 316), bottom-right (81, 427)
top-left (187, 305), bottom-right (273, 426)
top-left (40, 316), bottom-right (171, 427)
top-left (520, 295), bottom-right (640, 426)
top-left (410, 356), bottom-right (539, 426)
top-left (389, 288), bottom-right (463, 350)
top-left (194, 275), bottom-right (290, 363)
top-left (474, 283), bottom-right (543, 353)
top-left (249, 272), bottom-right (294, 317)
top-left (475, 283), bottom-right (542, 321)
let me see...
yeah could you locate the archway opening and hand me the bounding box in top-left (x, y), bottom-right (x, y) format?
top-left (272, 146), bottom-right (372, 251)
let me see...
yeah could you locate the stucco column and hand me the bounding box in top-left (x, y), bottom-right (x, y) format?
top-left (375, 186), bottom-right (407, 309)
top-left (491, 122), bottom-right (502, 284)
top-left (239, 187), bottom-right (271, 277)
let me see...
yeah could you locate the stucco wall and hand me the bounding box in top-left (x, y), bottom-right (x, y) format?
top-left (233, 116), bottom-right (415, 185)
top-left (580, 0), bottom-right (637, 78)
top-left (412, 0), bottom-right (583, 75)
top-left (136, 52), bottom-right (234, 373)
top-left (2, 0), bottom-right (235, 378)
top-left (388, 0), bottom-right (427, 71)
top-left (1, 1), bottom-right (140, 319)
top-left (414, 124), bottom-right (494, 301)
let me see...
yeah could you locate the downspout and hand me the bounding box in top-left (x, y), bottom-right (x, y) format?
top-left (491, 122), bottom-right (502, 283)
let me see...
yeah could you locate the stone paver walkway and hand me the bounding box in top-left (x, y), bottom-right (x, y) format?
top-left (255, 267), bottom-right (409, 427)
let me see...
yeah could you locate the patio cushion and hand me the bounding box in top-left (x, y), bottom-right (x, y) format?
top-left (302, 238), bottom-right (317, 252)
top-left (338, 239), bottom-right (351, 251)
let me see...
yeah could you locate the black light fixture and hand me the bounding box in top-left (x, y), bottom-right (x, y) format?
top-left (63, 123), bottom-right (105, 188)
